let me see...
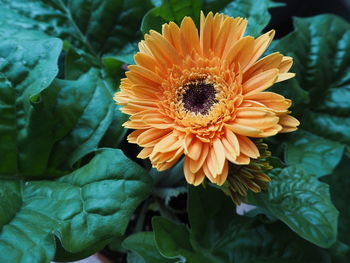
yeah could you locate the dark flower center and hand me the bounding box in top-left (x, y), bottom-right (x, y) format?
top-left (182, 81), bottom-right (217, 115)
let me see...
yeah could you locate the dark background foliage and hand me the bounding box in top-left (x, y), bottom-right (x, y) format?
top-left (0, 0), bottom-right (350, 262)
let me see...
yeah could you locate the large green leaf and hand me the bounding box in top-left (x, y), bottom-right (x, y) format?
top-left (0, 149), bottom-right (152, 263)
top-left (201, 0), bottom-right (232, 13)
top-left (123, 232), bottom-right (177, 263)
top-left (275, 15), bottom-right (350, 148)
top-left (152, 186), bottom-right (331, 263)
top-left (1, 48), bottom-right (115, 176)
top-left (141, 0), bottom-right (201, 34)
top-left (284, 130), bottom-right (344, 177)
top-left (323, 156), bottom-right (350, 247)
top-left (0, 0), bottom-right (152, 56)
top-left (44, 69), bottom-right (115, 171)
top-left (153, 217), bottom-right (211, 263)
top-left (222, 0), bottom-right (280, 36)
top-left (188, 186), bottom-right (331, 263)
top-left (141, 0), bottom-right (278, 37)
top-left (248, 166), bottom-right (338, 248)
top-left (0, 26), bottom-right (119, 176)
top-left (0, 28), bottom-right (62, 176)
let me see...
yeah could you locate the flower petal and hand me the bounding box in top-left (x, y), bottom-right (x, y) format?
top-left (213, 138), bottom-right (226, 174)
top-left (189, 143), bottom-right (209, 173)
top-left (187, 137), bottom-right (203, 160)
top-left (225, 123), bottom-right (262, 137)
top-left (243, 68), bottom-right (279, 95)
top-left (215, 160), bottom-right (229, 186)
top-left (244, 30), bottom-right (275, 70)
top-left (237, 135), bottom-right (260, 159)
top-left (233, 153), bottom-right (250, 165)
top-left (154, 132), bottom-right (183, 152)
top-left (184, 157), bottom-right (205, 186)
top-left (244, 92), bottom-right (291, 111)
top-left (137, 128), bottom-right (170, 147)
top-left (279, 115), bottom-right (300, 133)
top-left (180, 16), bottom-right (200, 54)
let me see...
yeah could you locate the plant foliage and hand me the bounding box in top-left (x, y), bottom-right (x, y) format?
top-left (0, 0), bottom-right (349, 262)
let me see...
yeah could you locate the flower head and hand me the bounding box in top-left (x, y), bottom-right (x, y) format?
top-left (115, 12), bottom-right (299, 186)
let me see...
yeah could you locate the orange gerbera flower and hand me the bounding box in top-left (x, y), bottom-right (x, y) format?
top-left (115, 12), bottom-right (299, 186)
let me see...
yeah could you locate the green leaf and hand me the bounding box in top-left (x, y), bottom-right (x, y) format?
top-left (323, 155), bottom-right (350, 247)
top-left (0, 28), bottom-right (62, 176)
top-left (275, 15), bottom-right (350, 148)
top-left (1, 49), bottom-right (115, 177)
top-left (0, 149), bottom-right (152, 263)
top-left (249, 166), bottom-right (339, 248)
top-left (99, 105), bottom-right (129, 149)
top-left (0, 0), bottom-right (152, 56)
top-left (44, 69), bottom-right (115, 170)
top-left (141, 0), bottom-right (201, 34)
top-left (222, 0), bottom-right (276, 36)
top-left (54, 238), bottom-right (111, 262)
top-left (153, 186), bottom-right (331, 263)
top-left (189, 186), bottom-right (331, 263)
top-left (127, 252), bottom-right (146, 263)
top-left (285, 130), bottom-right (344, 177)
top-left (0, 181), bottom-right (22, 226)
top-left (112, 42), bottom-right (139, 65)
top-left (123, 232), bottom-right (177, 263)
top-left (201, 0), bottom-right (233, 13)
top-left (152, 217), bottom-right (211, 263)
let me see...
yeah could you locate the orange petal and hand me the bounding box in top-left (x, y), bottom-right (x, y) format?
top-left (154, 132), bottom-right (183, 152)
top-left (244, 30), bottom-right (275, 70)
top-left (123, 120), bottom-right (150, 129)
top-left (128, 65), bottom-right (162, 84)
top-left (180, 16), bottom-right (200, 55)
top-left (187, 138), bottom-right (203, 160)
top-left (233, 153), bottom-right (250, 165)
top-left (279, 56), bottom-right (293, 73)
top-left (200, 11), bottom-right (214, 56)
top-left (217, 17), bottom-right (248, 58)
top-left (215, 160), bottom-right (229, 186)
top-left (134, 52), bottom-right (157, 72)
top-left (225, 123), bottom-right (262, 137)
top-left (155, 149), bottom-right (183, 171)
top-left (137, 147), bottom-right (153, 159)
top-left (243, 52), bottom-right (283, 81)
top-left (243, 68), bottom-right (279, 95)
top-left (256, 124), bottom-right (282, 137)
top-left (184, 157), bottom-right (205, 186)
top-left (189, 143), bottom-right (209, 173)
top-left (184, 133), bottom-right (195, 154)
top-left (222, 137), bottom-right (237, 163)
top-left (244, 92), bottom-right (291, 111)
top-left (279, 115), bottom-right (300, 133)
top-left (137, 128), bottom-right (170, 147)
top-left (151, 147), bottom-right (183, 164)
top-left (276, 73), bottom-right (295, 82)
top-left (236, 135), bottom-right (260, 158)
top-left (213, 139), bottom-right (226, 174)
top-left (149, 30), bottom-right (182, 65)
top-left (202, 159), bottom-right (216, 183)
top-left (128, 129), bottom-right (146, 143)
top-left (126, 70), bottom-right (160, 86)
top-left (225, 36), bottom-right (255, 69)
top-left (207, 147), bottom-right (219, 178)
top-left (235, 108), bottom-right (279, 130)
top-left (224, 127), bottom-right (240, 155)
top-left (162, 22), bottom-right (183, 55)
top-left (141, 110), bottom-right (174, 129)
